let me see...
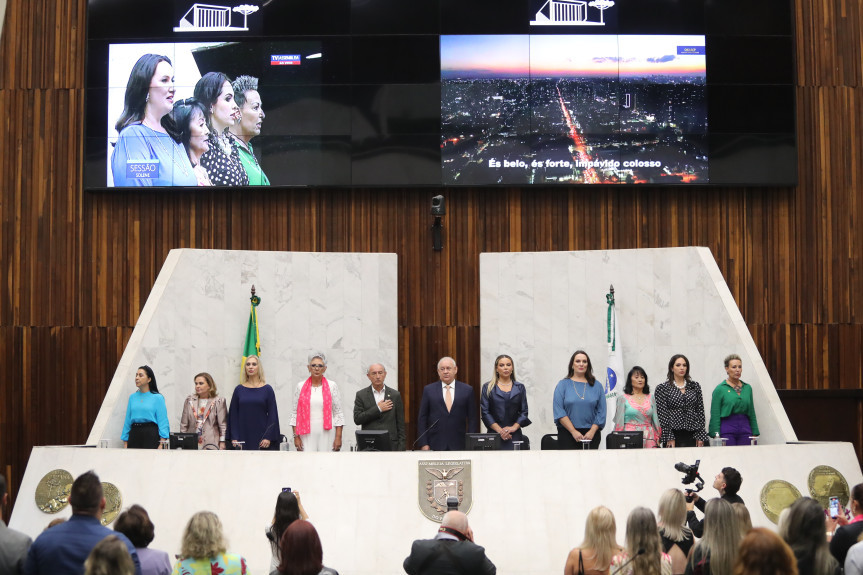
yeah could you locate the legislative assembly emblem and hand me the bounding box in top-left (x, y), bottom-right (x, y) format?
top-left (417, 460), bottom-right (473, 522)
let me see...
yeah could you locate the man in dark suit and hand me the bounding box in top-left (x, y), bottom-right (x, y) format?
top-left (403, 510), bottom-right (496, 575)
top-left (416, 357), bottom-right (478, 451)
top-left (353, 363), bottom-right (406, 451)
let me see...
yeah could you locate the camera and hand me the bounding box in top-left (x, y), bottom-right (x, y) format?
top-left (674, 460), bottom-right (704, 502)
top-left (431, 195), bottom-right (446, 216)
top-left (446, 496), bottom-right (459, 511)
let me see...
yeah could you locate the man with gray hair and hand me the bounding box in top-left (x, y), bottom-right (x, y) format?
top-left (229, 75), bottom-right (269, 185)
top-left (403, 511), bottom-right (496, 574)
top-left (353, 363), bottom-right (406, 450)
top-left (416, 357), bottom-right (478, 451)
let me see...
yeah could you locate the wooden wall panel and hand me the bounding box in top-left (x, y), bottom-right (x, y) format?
top-left (2, 0), bottom-right (863, 508)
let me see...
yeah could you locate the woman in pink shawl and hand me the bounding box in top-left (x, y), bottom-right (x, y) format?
top-left (290, 351), bottom-right (345, 451)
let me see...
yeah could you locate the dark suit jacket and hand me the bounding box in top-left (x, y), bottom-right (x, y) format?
top-left (353, 384), bottom-right (406, 451)
top-left (403, 537), bottom-right (496, 575)
top-left (479, 382), bottom-right (531, 445)
top-left (416, 381), bottom-right (478, 451)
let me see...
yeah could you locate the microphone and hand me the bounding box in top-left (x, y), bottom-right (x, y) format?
top-left (412, 419), bottom-right (440, 450)
top-left (611, 549), bottom-right (645, 575)
top-left (258, 422), bottom-right (275, 448)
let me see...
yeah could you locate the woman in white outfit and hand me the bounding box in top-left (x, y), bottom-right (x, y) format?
top-left (290, 352), bottom-right (344, 451)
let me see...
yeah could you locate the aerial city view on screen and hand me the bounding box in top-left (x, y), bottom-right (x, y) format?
top-left (441, 35), bottom-right (708, 185)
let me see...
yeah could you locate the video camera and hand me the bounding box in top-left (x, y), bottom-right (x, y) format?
top-left (674, 460), bottom-right (704, 502)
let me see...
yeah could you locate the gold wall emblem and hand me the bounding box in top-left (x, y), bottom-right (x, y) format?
top-left (417, 460), bottom-right (472, 522)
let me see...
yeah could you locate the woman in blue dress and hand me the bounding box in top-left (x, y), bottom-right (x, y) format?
top-left (553, 350), bottom-right (606, 450)
top-left (480, 354), bottom-right (531, 450)
top-left (110, 54), bottom-right (197, 187)
top-left (121, 365), bottom-right (170, 449)
top-left (226, 355), bottom-right (280, 450)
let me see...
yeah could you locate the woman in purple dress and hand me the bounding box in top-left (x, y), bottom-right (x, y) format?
top-left (226, 355), bottom-right (280, 450)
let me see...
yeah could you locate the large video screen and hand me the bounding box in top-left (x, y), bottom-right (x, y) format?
top-left (84, 0), bottom-right (796, 189)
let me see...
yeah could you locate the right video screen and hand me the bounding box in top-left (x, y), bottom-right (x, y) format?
top-left (441, 34), bottom-right (708, 185)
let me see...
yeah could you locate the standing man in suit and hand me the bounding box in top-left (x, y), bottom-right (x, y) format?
top-left (403, 510), bottom-right (496, 574)
top-left (353, 363), bottom-right (406, 451)
top-left (416, 357), bottom-right (478, 451)
top-left (0, 473), bottom-right (32, 575)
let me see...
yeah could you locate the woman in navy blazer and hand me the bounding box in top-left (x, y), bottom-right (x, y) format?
top-left (480, 354), bottom-right (531, 450)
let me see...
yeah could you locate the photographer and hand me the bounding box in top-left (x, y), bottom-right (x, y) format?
top-left (686, 467), bottom-right (744, 538)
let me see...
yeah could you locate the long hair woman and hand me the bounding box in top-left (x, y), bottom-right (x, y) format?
top-left (480, 354), bottom-right (531, 449)
top-left (654, 354), bottom-right (709, 448)
top-left (226, 355), bottom-right (280, 450)
top-left (273, 520), bottom-right (338, 575)
top-left (685, 499), bottom-right (740, 575)
top-left (84, 535), bottom-right (135, 575)
top-left (553, 350), bottom-right (607, 450)
top-left (267, 490), bottom-right (309, 571)
top-left (733, 528), bottom-right (798, 575)
top-left (565, 506), bottom-right (623, 575)
top-left (780, 498), bottom-right (840, 575)
top-left (613, 366), bottom-right (662, 448)
top-left (174, 511), bottom-right (248, 574)
top-left (121, 365), bottom-right (169, 449)
top-left (163, 97), bottom-right (213, 186)
top-left (193, 71), bottom-right (248, 186)
top-left (658, 489), bottom-right (695, 575)
top-left (612, 507), bottom-right (672, 575)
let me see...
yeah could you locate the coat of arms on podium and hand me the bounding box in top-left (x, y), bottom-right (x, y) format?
top-left (417, 460), bottom-right (473, 522)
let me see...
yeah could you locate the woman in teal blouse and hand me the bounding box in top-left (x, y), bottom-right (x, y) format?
top-left (708, 354), bottom-right (759, 445)
top-left (122, 365), bottom-right (170, 449)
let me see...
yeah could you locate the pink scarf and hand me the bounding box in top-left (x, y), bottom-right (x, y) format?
top-left (295, 377), bottom-right (333, 435)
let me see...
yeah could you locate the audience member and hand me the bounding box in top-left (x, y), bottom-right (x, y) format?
top-left (114, 504), bottom-right (171, 575)
top-left (84, 535), bottom-right (136, 575)
top-left (658, 489), bottom-right (694, 575)
top-left (829, 483), bottom-right (863, 565)
top-left (733, 504), bottom-right (753, 538)
top-left (685, 499), bottom-right (739, 575)
top-left (353, 363), bottom-right (407, 451)
top-left (404, 510), bottom-right (495, 574)
top-left (267, 490), bottom-right (309, 571)
top-left (0, 473), bottom-right (32, 575)
top-left (272, 520), bottom-right (338, 575)
top-left (612, 507), bottom-right (672, 575)
top-left (844, 535), bottom-right (863, 575)
top-left (687, 467), bottom-right (744, 538)
top-left (564, 506), bottom-right (622, 575)
top-left (733, 528), bottom-right (797, 575)
top-left (172, 511), bottom-right (248, 575)
top-left (44, 518), bottom-right (66, 530)
top-left (780, 498), bottom-right (840, 575)
top-left (416, 357), bottom-right (479, 451)
top-left (291, 352), bottom-right (345, 452)
top-left (23, 471), bottom-right (141, 575)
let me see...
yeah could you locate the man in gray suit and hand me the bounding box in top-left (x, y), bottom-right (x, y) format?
top-left (353, 363), bottom-right (406, 451)
top-left (0, 473), bottom-right (32, 575)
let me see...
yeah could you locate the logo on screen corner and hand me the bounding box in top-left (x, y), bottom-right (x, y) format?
top-left (530, 0), bottom-right (615, 27)
top-left (174, 3), bottom-right (260, 33)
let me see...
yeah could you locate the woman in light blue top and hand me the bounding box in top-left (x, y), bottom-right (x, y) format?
top-left (110, 54), bottom-right (197, 187)
top-left (553, 350), bottom-right (606, 450)
top-left (122, 365), bottom-right (170, 449)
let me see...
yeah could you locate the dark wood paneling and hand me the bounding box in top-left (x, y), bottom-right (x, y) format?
top-left (2, 0), bottom-right (863, 508)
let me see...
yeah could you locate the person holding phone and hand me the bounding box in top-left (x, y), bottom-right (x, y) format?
top-left (829, 483), bottom-right (863, 565)
top-left (265, 490), bottom-right (309, 572)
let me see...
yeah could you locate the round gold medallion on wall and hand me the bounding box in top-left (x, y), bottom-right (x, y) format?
top-left (34, 469), bottom-right (73, 514)
top-left (100, 482), bottom-right (123, 526)
top-left (760, 480), bottom-right (802, 524)
top-left (808, 465), bottom-right (850, 509)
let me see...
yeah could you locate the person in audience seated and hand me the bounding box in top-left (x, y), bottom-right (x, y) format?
top-left (416, 357), bottom-right (478, 451)
top-left (828, 483), bottom-right (863, 565)
top-left (709, 354), bottom-right (759, 446)
top-left (780, 498), bottom-right (840, 575)
top-left (654, 354), bottom-right (708, 448)
top-left (0, 472), bottom-right (32, 575)
top-left (114, 504), bottom-right (170, 575)
top-left (226, 355), bottom-right (280, 450)
top-left (291, 352), bottom-right (345, 452)
top-left (733, 503), bottom-right (753, 538)
top-left (480, 354), bottom-right (531, 450)
top-left (44, 518), bottom-right (66, 530)
top-left (266, 490), bottom-right (309, 571)
top-left (658, 489), bottom-right (695, 575)
top-left (122, 365), bottom-right (170, 449)
top-left (404, 510), bottom-right (495, 575)
top-left (172, 511), bottom-right (247, 575)
top-left (612, 507), bottom-right (672, 575)
top-left (180, 372), bottom-right (227, 449)
top-left (564, 506), bottom-right (622, 575)
top-left (685, 499), bottom-right (739, 575)
top-left (687, 467), bottom-right (744, 538)
top-left (353, 363), bottom-right (406, 451)
top-left (84, 535), bottom-right (136, 575)
top-left (272, 520), bottom-right (338, 575)
top-left (554, 350), bottom-right (606, 450)
top-left (733, 528), bottom-right (798, 575)
top-left (613, 366), bottom-right (661, 448)
top-left (23, 471), bottom-right (141, 575)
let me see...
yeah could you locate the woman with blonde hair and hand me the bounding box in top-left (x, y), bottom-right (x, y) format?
top-left (733, 503), bottom-right (753, 538)
top-left (180, 372), bottom-right (228, 449)
top-left (658, 489), bottom-right (694, 575)
top-left (613, 507), bottom-right (672, 575)
top-left (226, 355), bottom-right (281, 450)
top-left (172, 511), bottom-right (248, 574)
top-left (733, 528), bottom-right (798, 575)
top-left (565, 506), bottom-right (623, 575)
top-left (685, 499), bottom-right (740, 575)
top-left (85, 535), bottom-right (136, 575)
top-left (480, 354), bottom-right (531, 449)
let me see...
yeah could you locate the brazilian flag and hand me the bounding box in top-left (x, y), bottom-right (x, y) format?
top-left (242, 292), bottom-right (261, 365)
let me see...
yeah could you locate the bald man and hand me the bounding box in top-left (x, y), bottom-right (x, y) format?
top-left (403, 511), bottom-right (496, 574)
top-left (353, 363), bottom-right (406, 451)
